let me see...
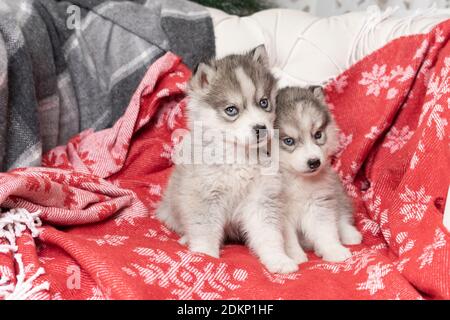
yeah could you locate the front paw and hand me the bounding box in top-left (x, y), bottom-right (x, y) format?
top-left (319, 245), bottom-right (352, 262)
top-left (189, 244), bottom-right (220, 258)
top-left (286, 247), bottom-right (308, 264)
top-left (340, 225), bottom-right (363, 245)
top-left (263, 255), bottom-right (299, 274)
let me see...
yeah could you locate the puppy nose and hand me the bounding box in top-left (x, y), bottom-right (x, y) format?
top-left (253, 124), bottom-right (267, 139)
top-left (307, 158), bottom-right (321, 170)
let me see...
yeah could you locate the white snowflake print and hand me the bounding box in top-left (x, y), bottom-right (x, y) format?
top-left (359, 64), bottom-right (390, 97)
top-left (335, 132), bottom-right (353, 157)
top-left (426, 103), bottom-right (448, 140)
top-left (160, 143), bottom-right (174, 160)
top-left (330, 75), bottom-right (348, 93)
top-left (360, 218), bottom-right (381, 236)
top-left (394, 258), bottom-right (410, 273)
top-left (386, 88), bottom-right (398, 99)
top-left (357, 262), bottom-right (392, 295)
top-left (419, 57), bottom-right (449, 139)
top-left (156, 88), bottom-right (170, 99)
top-left (340, 173), bottom-right (359, 198)
top-left (410, 152), bottom-right (419, 170)
top-left (382, 126), bottom-right (414, 153)
top-left (148, 183), bottom-right (162, 196)
top-left (435, 27), bottom-right (444, 43)
top-left (359, 63), bottom-right (414, 99)
top-left (156, 101), bottom-right (183, 130)
top-left (365, 125), bottom-right (382, 139)
top-left (399, 186), bottom-right (432, 223)
top-left (145, 224), bottom-right (173, 242)
top-left (379, 209), bottom-right (391, 244)
top-left (122, 267), bottom-right (137, 277)
top-left (262, 269), bottom-right (301, 284)
top-left (395, 232), bottom-right (415, 256)
top-left (414, 39), bottom-right (429, 60)
top-left (409, 139), bottom-right (425, 170)
top-left (389, 65), bottom-right (414, 83)
top-left (128, 248), bottom-right (248, 299)
top-left (169, 71), bottom-right (185, 78)
top-left (361, 193), bottom-right (390, 243)
top-left (418, 228), bottom-right (446, 269)
top-left (176, 82), bottom-right (188, 91)
top-left (88, 234), bottom-right (129, 247)
top-left (310, 248), bottom-right (378, 275)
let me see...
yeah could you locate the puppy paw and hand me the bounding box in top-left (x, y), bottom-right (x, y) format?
top-left (340, 225), bottom-right (363, 245)
top-left (286, 247), bottom-right (308, 264)
top-left (263, 255), bottom-right (299, 274)
top-left (321, 245), bottom-right (352, 262)
top-left (189, 244), bottom-right (220, 258)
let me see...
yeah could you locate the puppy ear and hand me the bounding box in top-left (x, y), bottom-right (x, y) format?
top-left (308, 86), bottom-right (325, 102)
top-left (190, 62), bottom-right (216, 91)
top-left (249, 44), bottom-right (269, 67)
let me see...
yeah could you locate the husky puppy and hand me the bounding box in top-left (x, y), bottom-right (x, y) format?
top-left (156, 46), bottom-right (298, 274)
top-left (275, 86), bottom-right (362, 263)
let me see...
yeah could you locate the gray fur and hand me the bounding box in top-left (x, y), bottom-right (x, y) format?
top-left (275, 86), bottom-right (363, 264)
top-left (156, 47), bottom-right (298, 274)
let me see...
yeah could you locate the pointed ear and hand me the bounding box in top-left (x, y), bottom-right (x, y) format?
top-left (190, 62), bottom-right (216, 91)
top-left (249, 44), bottom-right (269, 67)
top-left (308, 86), bottom-right (325, 102)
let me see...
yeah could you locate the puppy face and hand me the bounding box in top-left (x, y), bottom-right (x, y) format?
top-left (187, 45), bottom-right (278, 146)
top-left (275, 86), bottom-right (338, 176)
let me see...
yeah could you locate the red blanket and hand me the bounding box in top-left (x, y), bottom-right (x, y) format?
top-left (0, 21), bottom-right (449, 300)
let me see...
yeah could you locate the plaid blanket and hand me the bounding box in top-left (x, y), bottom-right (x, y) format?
top-left (0, 20), bottom-right (449, 300)
top-left (0, 0), bottom-right (214, 171)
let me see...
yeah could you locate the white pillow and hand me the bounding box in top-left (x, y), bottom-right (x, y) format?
top-left (208, 6), bottom-right (450, 87)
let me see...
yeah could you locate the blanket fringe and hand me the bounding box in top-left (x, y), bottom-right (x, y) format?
top-left (348, 4), bottom-right (444, 68)
top-left (0, 208), bottom-right (49, 300)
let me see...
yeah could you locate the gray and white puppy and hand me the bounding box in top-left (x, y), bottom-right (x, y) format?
top-left (156, 46), bottom-right (298, 274)
top-left (275, 86), bottom-right (362, 263)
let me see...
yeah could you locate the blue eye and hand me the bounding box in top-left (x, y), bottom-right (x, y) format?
top-left (259, 98), bottom-right (269, 109)
top-left (283, 137), bottom-right (295, 146)
top-left (225, 106), bottom-right (238, 116)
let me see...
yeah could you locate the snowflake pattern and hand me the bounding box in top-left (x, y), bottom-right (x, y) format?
top-left (418, 229), bottom-right (446, 269)
top-left (310, 248), bottom-right (378, 275)
top-left (126, 248), bottom-right (248, 299)
top-left (382, 126), bottom-right (414, 153)
top-left (330, 75), bottom-right (348, 93)
top-left (156, 101), bottom-right (184, 130)
top-left (357, 263), bottom-right (392, 295)
top-left (399, 186), bottom-right (432, 223)
top-left (87, 234), bottom-right (129, 247)
top-left (359, 64), bottom-right (414, 98)
top-left (359, 64), bottom-right (390, 97)
top-left (262, 269), bottom-right (301, 284)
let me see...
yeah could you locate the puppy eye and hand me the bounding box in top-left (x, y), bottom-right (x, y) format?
top-left (283, 137), bottom-right (295, 146)
top-left (224, 106), bottom-right (239, 117)
top-left (259, 98), bottom-right (269, 109)
top-left (314, 131), bottom-right (323, 140)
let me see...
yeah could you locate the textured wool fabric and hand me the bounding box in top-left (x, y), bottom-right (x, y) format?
top-left (0, 19), bottom-right (449, 299)
top-left (0, 0), bottom-right (215, 171)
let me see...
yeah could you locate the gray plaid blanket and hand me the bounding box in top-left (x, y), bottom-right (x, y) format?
top-left (0, 0), bottom-right (215, 171)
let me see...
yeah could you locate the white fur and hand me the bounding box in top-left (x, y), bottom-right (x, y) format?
top-left (157, 49), bottom-right (297, 274)
top-left (158, 134), bottom-right (297, 273)
top-left (276, 86), bottom-right (362, 264)
top-left (281, 168), bottom-right (362, 263)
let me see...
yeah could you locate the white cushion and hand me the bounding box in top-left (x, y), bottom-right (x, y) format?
top-left (208, 6), bottom-right (450, 87)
